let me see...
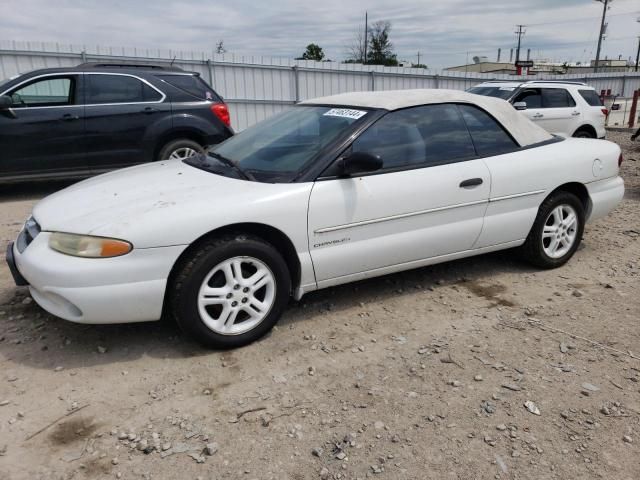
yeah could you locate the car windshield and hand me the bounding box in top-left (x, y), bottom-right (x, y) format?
top-left (190, 105), bottom-right (370, 182)
top-left (468, 86), bottom-right (515, 100)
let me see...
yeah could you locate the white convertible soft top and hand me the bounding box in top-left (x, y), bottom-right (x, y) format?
top-left (302, 89), bottom-right (553, 147)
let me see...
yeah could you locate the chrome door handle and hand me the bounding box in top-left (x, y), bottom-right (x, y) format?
top-left (60, 113), bottom-right (80, 121)
top-left (532, 113), bottom-right (544, 119)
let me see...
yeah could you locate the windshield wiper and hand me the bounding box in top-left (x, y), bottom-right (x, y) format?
top-left (207, 152), bottom-right (254, 181)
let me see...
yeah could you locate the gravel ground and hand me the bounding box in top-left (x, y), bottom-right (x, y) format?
top-left (0, 131), bottom-right (638, 480)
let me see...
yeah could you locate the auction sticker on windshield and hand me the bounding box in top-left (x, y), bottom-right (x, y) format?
top-left (323, 108), bottom-right (368, 120)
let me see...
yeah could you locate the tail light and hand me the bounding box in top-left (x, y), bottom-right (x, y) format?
top-left (618, 153), bottom-right (623, 167)
top-left (210, 102), bottom-right (231, 128)
top-left (601, 107), bottom-right (608, 116)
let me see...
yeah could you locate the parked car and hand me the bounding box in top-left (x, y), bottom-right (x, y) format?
top-left (0, 63), bottom-right (233, 183)
top-left (468, 81), bottom-right (607, 139)
top-left (6, 89), bottom-right (624, 349)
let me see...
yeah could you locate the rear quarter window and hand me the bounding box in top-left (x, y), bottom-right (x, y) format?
top-left (157, 74), bottom-right (220, 101)
top-left (578, 89), bottom-right (603, 106)
top-left (458, 104), bottom-right (519, 156)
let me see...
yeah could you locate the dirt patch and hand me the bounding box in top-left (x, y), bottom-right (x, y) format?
top-left (80, 457), bottom-right (112, 477)
top-left (624, 184), bottom-right (640, 201)
top-left (48, 417), bottom-right (99, 446)
top-left (462, 280), bottom-right (516, 307)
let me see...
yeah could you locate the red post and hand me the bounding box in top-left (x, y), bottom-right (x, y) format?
top-left (629, 90), bottom-right (639, 129)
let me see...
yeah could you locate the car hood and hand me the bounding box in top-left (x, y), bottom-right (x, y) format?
top-left (32, 160), bottom-right (312, 248)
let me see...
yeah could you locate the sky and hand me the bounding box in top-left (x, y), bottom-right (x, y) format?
top-left (1, 0), bottom-right (639, 70)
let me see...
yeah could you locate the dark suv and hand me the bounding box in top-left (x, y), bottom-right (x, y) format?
top-left (0, 63), bottom-right (233, 183)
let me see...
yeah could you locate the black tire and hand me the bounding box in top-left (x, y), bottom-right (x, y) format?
top-left (170, 233), bottom-right (291, 349)
top-left (573, 129), bottom-right (595, 139)
top-left (157, 139), bottom-right (205, 161)
top-left (520, 191), bottom-right (585, 269)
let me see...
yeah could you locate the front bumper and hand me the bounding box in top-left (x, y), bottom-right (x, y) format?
top-left (11, 232), bottom-right (187, 324)
top-left (5, 242), bottom-right (28, 286)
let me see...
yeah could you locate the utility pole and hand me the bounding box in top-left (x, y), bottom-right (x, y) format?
top-left (636, 18), bottom-right (640, 72)
top-left (417, 51), bottom-right (421, 66)
top-left (363, 12), bottom-right (368, 64)
top-left (515, 25), bottom-right (526, 75)
top-left (594, 0), bottom-right (612, 73)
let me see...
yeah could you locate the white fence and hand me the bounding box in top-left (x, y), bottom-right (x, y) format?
top-left (2, 40), bottom-right (640, 131)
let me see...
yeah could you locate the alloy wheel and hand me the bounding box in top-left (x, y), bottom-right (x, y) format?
top-left (542, 204), bottom-right (578, 259)
top-left (197, 256), bottom-right (276, 335)
top-left (168, 147), bottom-right (198, 159)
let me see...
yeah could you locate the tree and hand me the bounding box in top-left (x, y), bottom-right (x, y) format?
top-left (215, 40), bottom-right (226, 54)
top-left (296, 44), bottom-right (325, 61)
top-left (412, 63), bottom-right (428, 69)
top-left (367, 21), bottom-right (397, 66)
top-left (346, 29), bottom-right (367, 63)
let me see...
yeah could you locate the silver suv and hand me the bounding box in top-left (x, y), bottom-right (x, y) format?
top-left (469, 81), bottom-right (607, 139)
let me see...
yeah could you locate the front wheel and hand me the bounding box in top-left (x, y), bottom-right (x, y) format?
top-left (157, 139), bottom-right (205, 161)
top-left (520, 191), bottom-right (585, 269)
top-left (169, 234), bottom-right (291, 349)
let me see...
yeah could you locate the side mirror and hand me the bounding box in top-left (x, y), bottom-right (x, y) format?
top-left (337, 151), bottom-right (383, 176)
top-left (0, 95), bottom-right (12, 109)
top-left (513, 101), bottom-right (527, 111)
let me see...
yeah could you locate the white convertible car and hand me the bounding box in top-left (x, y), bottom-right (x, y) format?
top-left (6, 89), bottom-right (624, 348)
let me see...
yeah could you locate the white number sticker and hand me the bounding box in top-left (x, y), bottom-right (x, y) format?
top-left (323, 108), bottom-right (367, 120)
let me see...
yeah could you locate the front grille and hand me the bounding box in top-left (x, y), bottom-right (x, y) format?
top-left (16, 217), bottom-right (41, 253)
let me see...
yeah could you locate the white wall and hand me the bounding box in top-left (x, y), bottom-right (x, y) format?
top-left (2, 40), bottom-right (639, 131)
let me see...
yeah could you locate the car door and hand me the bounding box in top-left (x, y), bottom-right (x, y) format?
top-left (0, 74), bottom-right (85, 179)
top-left (83, 73), bottom-right (168, 172)
top-left (307, 104), bottom-right (491, 288)
top-left (461, 104), bottom-right (548, 249)
top-left (537, 88), bottom-right (579, 137)
top-left (512, 88), bottom-right (544, 127)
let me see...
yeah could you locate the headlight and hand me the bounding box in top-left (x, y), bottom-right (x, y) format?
top-left (49, 232), bottom-right (132, 258)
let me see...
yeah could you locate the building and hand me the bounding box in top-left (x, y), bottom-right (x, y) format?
top-left (445, 58), bottom-right (632, 76)
top-left (444, 61), bottom-right (517, 74)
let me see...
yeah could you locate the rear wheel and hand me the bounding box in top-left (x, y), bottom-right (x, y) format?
top-left (520, 191), bottom-right (585, 269)
top-left (157, 139), bottom-right (204, 161)
top-left (170, 234), bottom-right (291, 349)
top-left (573, 129), bottom-right (595, 139)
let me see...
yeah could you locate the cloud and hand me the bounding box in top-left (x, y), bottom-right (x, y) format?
top-left (0, 0), bottom-right (637, 69)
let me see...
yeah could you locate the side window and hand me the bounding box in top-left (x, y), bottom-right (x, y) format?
top-left (10, 77), bottom-right (74, 107)
top-left (86, 75), bottom-right (162, 104)
top-left (565, 90), bottom-right (577, 107)
top-left (542, 88), bottom-right (574, 108)
top-left (156, 74), bottom-right (220, 101)
top-left (578, 89), bottom-right (603, 106)
top-left (513, 89), bottom-right (542, 109)
top-left (351, 104), bottom-right (475, 170)
top-left (458, 105), bottom-right (519, 156)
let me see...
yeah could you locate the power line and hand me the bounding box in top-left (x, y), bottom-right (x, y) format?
top-left (525, 10), bottom-right (638, 26)
top-left (414, 35), bottom-right (636, 58)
